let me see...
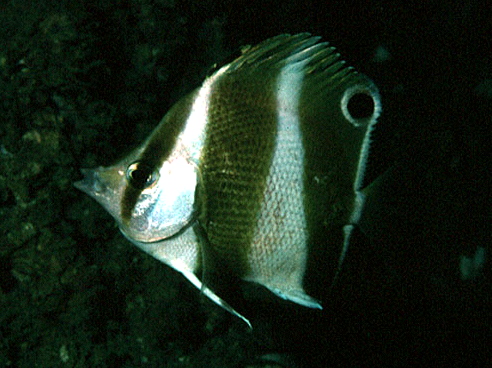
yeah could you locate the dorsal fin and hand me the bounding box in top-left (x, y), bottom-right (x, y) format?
top-left (213, 33), bottom-right (341, 77)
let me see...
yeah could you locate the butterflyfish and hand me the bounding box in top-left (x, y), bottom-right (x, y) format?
top-left (75, 33), bottom-right (382, 327)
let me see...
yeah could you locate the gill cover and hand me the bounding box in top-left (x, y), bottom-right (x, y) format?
top-left (121, 155), bottom-right (197, 242)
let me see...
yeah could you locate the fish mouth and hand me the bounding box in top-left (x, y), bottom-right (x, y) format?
top-left (73, 167), bottom-right (121, 201)
top-left (73, 167), bottom-right (127, 223)
top-left (73, 168), bottom-right (101, 196)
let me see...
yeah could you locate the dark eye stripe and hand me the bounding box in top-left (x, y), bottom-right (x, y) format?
top-left (120, 93), bottom-right (196, 222)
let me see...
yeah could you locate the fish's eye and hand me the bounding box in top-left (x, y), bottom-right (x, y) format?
top-left (126, 162), bottom-right (158, 189)
top-left (341, 85), bottom-right (381, 127)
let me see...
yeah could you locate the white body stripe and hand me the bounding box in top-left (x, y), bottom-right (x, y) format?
top-left (246, 60), bottom-right (321, 308)
top-left (178, 68), bottom-right (227, 164)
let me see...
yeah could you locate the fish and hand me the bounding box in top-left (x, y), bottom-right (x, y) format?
top-left (74, 33), bottom-right (381, 327)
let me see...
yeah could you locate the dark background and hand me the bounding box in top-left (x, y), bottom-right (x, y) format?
top-left (0, 0), bottom-right (490, 367)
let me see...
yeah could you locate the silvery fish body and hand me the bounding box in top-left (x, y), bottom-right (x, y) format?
top-left (75, 33), bottom-right (381, 326)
